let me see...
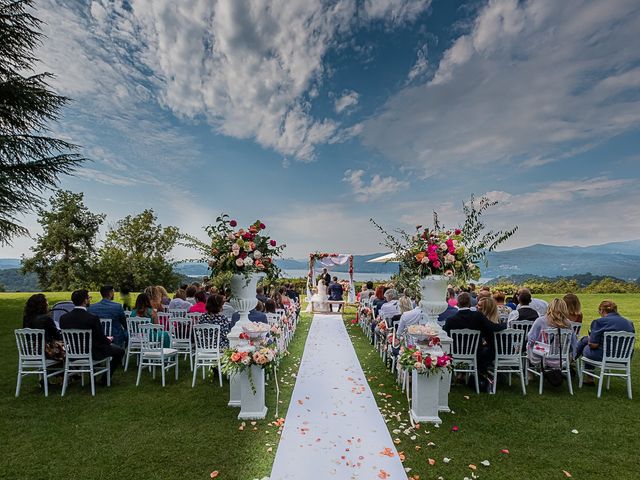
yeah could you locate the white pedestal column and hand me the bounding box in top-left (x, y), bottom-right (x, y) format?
top-left (238, 365), bottom-right (268, 420)
top-left (410, 369), bottom-right (442, 425)
top-left (227, 330), bottom-right (242, 407)
top-left (439, 334), bottom-right (452, 413)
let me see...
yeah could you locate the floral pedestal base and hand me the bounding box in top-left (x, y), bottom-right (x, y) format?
top-left (239, 365), bottom-right (267, 420)
top-left (410, 369), bottom-right (442, 425)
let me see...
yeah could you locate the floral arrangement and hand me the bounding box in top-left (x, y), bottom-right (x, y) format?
top-left (371, 195), bottom-right (517, 284)
top-left (399, 346), bottom-right (453, 375)
top-left (183, 214), bottom-right (285, 281)
top-left (221, 338), bottom-right (279, 393)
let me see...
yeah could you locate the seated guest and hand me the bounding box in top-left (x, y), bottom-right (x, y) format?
top-left (372, 285), bottom-right (387, 317)
top-left (527, 298), bottom-right (577, 365)
top-left (88, 285), bottom-right (127, 347)
top-left (507, 289), bottom-right (539, 325)
top-left (444, 292), bottom-right (506, 374)
top-left (23, 293), bottom-right (64, 361)
top-left (360, 281), bottom-right (375, 301)
top-left (130, 293), bottom-right (170, 348)
top-left (188, 291), bottom-right (207, 313)
top-left (185, 285), bottom-right (198, 305)
top-left (576, 300), bottom-right (635, 363)
top-left (264, 299), bottom-right (277, 315)
top-left (398, 289), bottom-right (414, 313)
top-left (256, 286), bottom-right (269, 304)
top-left (514, 287), bottom-right (548, 317)
top-left (438, 303), bottom-right (458, 326)
top-left (158, 286), bottom-right (171, 307)
top-left (563, 293), bottom-right (583, 323)
top-left (328, 276), bottom-right (344, 312)
top-left (505, 293), bottom-right (518, 311)
top-left (272, 292), bottom-right (285, 309)
top-left (285, 283), bottom-right (299, 304)
top-left (493, 291), bottom-right (513, 322)
top-left (379, 289), bottom-right (401, 320)
top-left (222, 289), bottom-right (236, 319)
top-left (168, 289), bottom-right (191, 310)
top-left (447, 287), bottom-right (458, 307)
top-left (397, 306), bottom-right (423, 338)
top-left (199, 294), bottom-right (233, 349)
top-left (231, 301), bottom-right (268, 327)
top-left (478, 296), bottom-right (500, 324)
top-left (120, 286), bottom-right (132, 311)
top-left (144, 285), bottom-right (164, 313)
top-left (278, 287), bottom-right (292, 307)
top-left (60, 289), bottom-right (125, 380)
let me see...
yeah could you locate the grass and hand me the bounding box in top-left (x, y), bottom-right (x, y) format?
top-left (2, 292), bottom-right (639, 479)
top-left (344, 293), bottom-right (640, 479)
top-left (0, 292), bottom-right (312, 480)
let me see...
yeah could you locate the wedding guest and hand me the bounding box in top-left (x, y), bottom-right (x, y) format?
top-left (506, 293), bottom-right (518, 311)
top-left (120, 286), bottom-right (132, 311)
top-left (527, 298), bottom-right (577, 365)
top-left (515, 288), bottom-right (548, 317)
top-left (199, 294), bottom-right (233, 349)
top-left (361, 281), bottom-right (375, 301)
top-left (443, 292), bottom-right (506, 374)
top-left (397, 306), bottom-right (423, 338)
top-left (372, 285), bottom-right (387, 317)
top-left (398, 289), bottom-right (414, 313)
top-left (144, 285), bottom-right (164, 312)
top-left (493, 291), bottom-right (513, 318)
top-left (278, 287), bottom-right (292, 307)
top-left (158, 286), bottom-right (171, 307)
top-left (286, 283), bottom-right (300, 304)
top-left (256, 286), bottom-right (269, 304)
top-left (379, 289), bottom-right (401, 319)
top-left (168, 289), bottom-right (191, 310)
top-left (222, 288), bottom-right (236, 319)
top-left (185, 285), bottom-right (198, 305)
top-left (23, 293), bottom-right (64, 361)
top-left (563, 293), bottom-right (583, 323)
top-left (507, 289), bottom-right (539, 325)
top-left (265, 299), bottom-right (277, 314)
top-left (189, 291), bottom-right (207, 313)
top-left (88, 285), bottom-right (127, 347)
top-left (477, 296), bottom-right (500, 324)
top-left (272, 292), bottom-right (284, 309)
top-left (130, 293), bottom-right (170, 348)
top-left (447, 287), bottom-right (458, 307)
top-left (438, 303), bottom-right (458, 326)
top-left (61, 289), bottom-right (125, 380)
top-left (576, 300), bottom-right (634, 363)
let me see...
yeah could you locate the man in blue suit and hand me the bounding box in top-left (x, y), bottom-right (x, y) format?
top-left (577, 300), bottom-right (635, 362)
top-left (230, 301), bottom-right (269, 328)
top-left (88, 285), bottom-right (127, 347)
top-left (328, 276), bottom-right (344, 312)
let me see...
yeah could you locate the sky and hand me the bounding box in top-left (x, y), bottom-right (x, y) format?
top-left (4, 0), bottom-right (640, 260)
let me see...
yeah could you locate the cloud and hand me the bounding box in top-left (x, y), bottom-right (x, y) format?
top-left (406, 44), bottom-right (429, 84)
top-left (334, 90), bottom-right (360, 114)
top-left (362, 0), bottom-right (640, 172)
top-left (343, 169), bottom-right (408, 202)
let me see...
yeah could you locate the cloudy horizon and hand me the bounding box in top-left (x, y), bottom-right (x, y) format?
top-left (3, 0), bottom-right (640, 260)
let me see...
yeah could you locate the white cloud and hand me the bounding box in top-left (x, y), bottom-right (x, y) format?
top-left (362, 0), bottom-right (640, 172)
top-left (334, 90), bottom-right (360, 114)
top-left (363, 0), bottom-right (432, 26)
top-left (406, 44), bottom-right (429, 84)
top-left (343, 169), bottom-right (408, 202)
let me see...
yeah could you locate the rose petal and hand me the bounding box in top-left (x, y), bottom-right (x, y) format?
top-left (210, 471), bottom-right (219, 478)
top-left (481, 460), bottom-right (490, 467)
top-left (571, 429), bottom-right (579, 434)
top-left (469, 464), bottom-right (477, 470)
top-left (501, 449), bottom-right (510, 454)
top-left (563, 470), bottom-right (572, 478)
top-left (428, 458), bottom-right (436, 466)
top-left (443, 457), bottom-right (451, 464)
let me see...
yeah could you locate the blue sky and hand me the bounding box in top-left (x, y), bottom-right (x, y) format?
top-left (4, 0), bottom-right (640, 260)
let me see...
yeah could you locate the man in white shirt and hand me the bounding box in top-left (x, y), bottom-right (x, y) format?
top-left (507, 289), bottom-right (541, 325)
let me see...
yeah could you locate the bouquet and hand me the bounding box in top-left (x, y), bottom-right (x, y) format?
top-left (398, 347), bottom-right (452, 376)
top-left (221, 339), bottom-right (279, 393)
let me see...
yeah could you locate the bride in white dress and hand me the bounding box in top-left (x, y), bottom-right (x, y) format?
top-left (311, 279), bottom-right (330, 313)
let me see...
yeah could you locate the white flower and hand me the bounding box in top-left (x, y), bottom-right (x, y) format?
top-left (253, 250), bottom-right (262, 259)
top-left (480, 460), bottom-right (490, 467)
top-left (235, 258), bottom-right (244, 267)
top-left (243, 257), bottom-right (254, 266)
top-left (232, 244), bottom-right (240, 256)
top-left (227, 233), bottom-right (236, 241)
top-left (444, 253), bottom-right (455, 264)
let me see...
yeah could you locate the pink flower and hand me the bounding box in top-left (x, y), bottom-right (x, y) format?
top-left (432, 260), bottom-right (441, 269)
top-left (260, 223), bottom-right (266, 229)
top-left (270, 239), bottom-right (276, 247)
top-left (230, 220), bottom-right (237, 227)
top-left (235, 258), bottom-right (244, 267)
top-left (242, 232), bottom-right (251, 240)
top-left (424, 355), bottom-right (432, 367)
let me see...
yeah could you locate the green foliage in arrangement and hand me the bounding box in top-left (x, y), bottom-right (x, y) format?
top-left (92, 209), bottom-right (181, 291)
top-left (0, 0), bottom-right (85, 245)
top-left (21, 190), bottom-right (104, 290)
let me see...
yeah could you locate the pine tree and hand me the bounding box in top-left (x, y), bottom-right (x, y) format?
top-left (0, 0), bottom-right (84, 245)
top-left (22, 190), bottom-right (104, 290)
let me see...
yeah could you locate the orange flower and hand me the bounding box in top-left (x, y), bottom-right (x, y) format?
top-left (415, 252), bottom-right (426, 262)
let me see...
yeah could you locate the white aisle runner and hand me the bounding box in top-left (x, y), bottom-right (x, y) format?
top-left (270, 314), bottom-right (408, 480)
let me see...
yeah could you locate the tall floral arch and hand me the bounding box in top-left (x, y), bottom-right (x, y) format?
top-left (305, 253), bottom-right (356, 308)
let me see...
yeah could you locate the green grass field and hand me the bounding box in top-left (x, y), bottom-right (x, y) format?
top-left (1, 292), bottom-right (638, 479)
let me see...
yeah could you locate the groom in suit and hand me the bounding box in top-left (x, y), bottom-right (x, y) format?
top-left (60, 289), bottom-right (125, 381)
top-left (328, 276), bottom-right (344, 312)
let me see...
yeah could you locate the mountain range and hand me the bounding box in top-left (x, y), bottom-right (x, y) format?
top-left (1, 239), bottom-right (638, 291)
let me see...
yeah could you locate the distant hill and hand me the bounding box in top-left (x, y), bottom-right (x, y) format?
top-left (0, 268), bottom-right (39, 292)
top-left (0, 258), bottom-right (21, 270)
top-left (486, 273), bottom-right (633, 288)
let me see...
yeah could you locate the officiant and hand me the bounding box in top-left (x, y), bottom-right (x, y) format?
top-left (319, 268), bottom-right (331, 286)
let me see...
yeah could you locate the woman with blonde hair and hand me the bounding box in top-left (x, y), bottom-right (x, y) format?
top-left (478, 296), bottom-right (500, 324)
top-left (527, 298), bottom-right (577, 363)
top-left (563, 293), bottom-right (583, 323)
top-left (144, 285), bottom-right (164, 312)
top-left (157, 286), bottom-right (171, 307)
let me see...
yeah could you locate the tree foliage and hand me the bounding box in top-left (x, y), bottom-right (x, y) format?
top-left (93, 209), bottom-right (181, 291)
top-left (22, 190), bottom-right (104, 290)
top-left (0, 0), bottom-right (85, 244)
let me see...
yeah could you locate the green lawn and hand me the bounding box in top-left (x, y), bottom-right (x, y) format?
top-left (344, 293), bottom-right (640, 479)
top-left (0, 292), bottom-right (312, 480)
top-left (1, 293), bottom-right (639, 479)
